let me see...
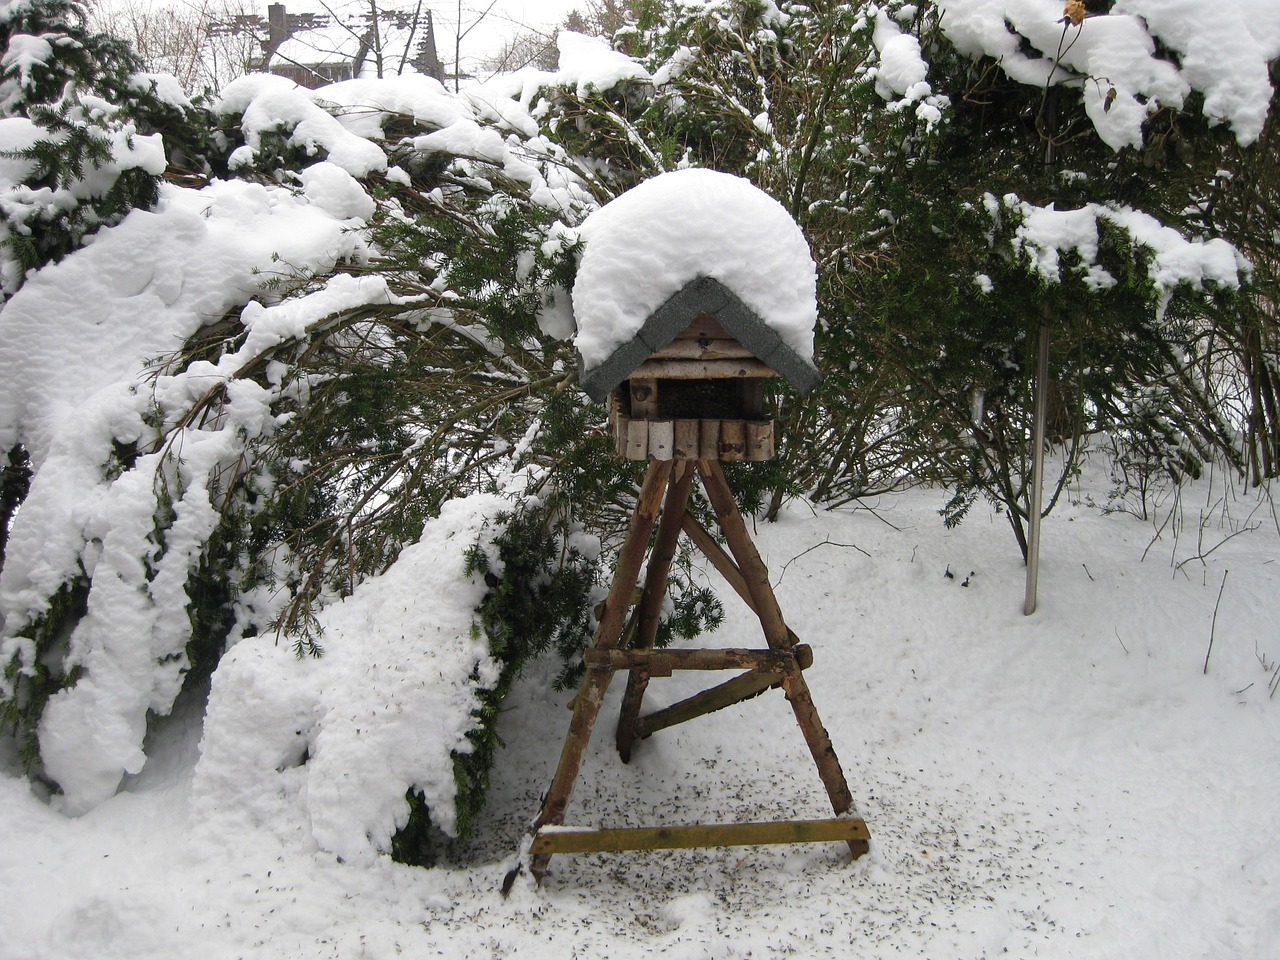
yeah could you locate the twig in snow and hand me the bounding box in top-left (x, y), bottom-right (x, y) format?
top-left (1174, 523), bottom-right (1258, 575)
top-left (775, 536), bottom-right (871, 586)
top-left (1202, 569), bottom-right (1229, 675)
top-left (1141, 489), bottom-right (1179, 563)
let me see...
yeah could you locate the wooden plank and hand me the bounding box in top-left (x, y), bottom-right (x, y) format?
top-left (673, 419), bottom-right (699, 460)
top-left (719, 420), bottom-right (746, 461)
top-left (635, 645), bottom-right (814, 739)
top-left (630, 358), bottom-right (778, 380)
top-left (587, 647), bottom-right (797, 674)
top-left (698, 420), bottom-right (720, 461)
top-left (629, 377), bottom-right (658, 418)
top-left (674, 313), bottom-right (731, 340)
top-left (648, 420), bottom-right (674, 461)
top-left (615, 413), bottom-right (630, 458)
top-left (746, 421), bottom-right (774, 461)
top-left (653, 339), bottom-right (755, 360)
top-left (626, 419), bottom-right (649, 461)
top-left (531, 817), bottom-right (870, 855)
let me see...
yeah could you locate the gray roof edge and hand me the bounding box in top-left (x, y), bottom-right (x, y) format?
top-left (576, 276), bottom-right (821, 401)
top-left (705, 281), bottom-right (821, 396)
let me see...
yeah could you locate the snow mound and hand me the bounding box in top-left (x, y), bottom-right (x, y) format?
top-left (572, 168), bottom-right (817, 370)
top-left (192, 494), bottom-right (507, 865)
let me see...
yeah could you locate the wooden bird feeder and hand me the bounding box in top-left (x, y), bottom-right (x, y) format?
top-left (578, 275), bottom-right (821, 463)
top-left (514, 171), bottom-right (869, 889)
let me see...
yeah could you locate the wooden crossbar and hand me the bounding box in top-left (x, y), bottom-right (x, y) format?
top-left (634, 644), bottom-right (813, 739)
top-left (585, 647), bottom-right (796, 675)
top-left (531, 817), bottom-right (870, 855)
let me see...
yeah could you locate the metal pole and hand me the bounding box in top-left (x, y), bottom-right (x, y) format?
top-left (1024, 323), bottom-right (1050, 615)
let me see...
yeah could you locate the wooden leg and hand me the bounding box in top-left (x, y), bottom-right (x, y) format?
top-left (780, 662), bottom-right (865, 856)
top-left (694, 460), bottom-right (789, 647)
top-left (616, 462), bottom-right (696, 762)
top-left (696, 459), bottom-right (864, 858)
top-left (530, 459), bottom-right (673, 882)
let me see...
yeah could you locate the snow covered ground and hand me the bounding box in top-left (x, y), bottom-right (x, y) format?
top-left (2, 455), bottom-right (1278, 959)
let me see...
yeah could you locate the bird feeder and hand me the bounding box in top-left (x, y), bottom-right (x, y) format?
top-left (516, 170), bottom-right (868, 888)
top-left (579, 275), bottom-right (821, 462)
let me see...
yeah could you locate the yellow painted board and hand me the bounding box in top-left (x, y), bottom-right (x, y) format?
top-left (530, 818), bottom-right (869, 855)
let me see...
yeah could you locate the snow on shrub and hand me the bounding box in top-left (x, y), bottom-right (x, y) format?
top-left (0, 175), bottom-right (377, 811)
top-left (873, 0), bottom-right (1280, 150)
top-left (192, 494), bottom-right (507, 864)
top-left (988, 193), bottom-right (1247, 309)
top-left (0, 28), bottom-right (653, 820)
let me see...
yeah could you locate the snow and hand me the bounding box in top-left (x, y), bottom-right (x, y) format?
top-left (0, 177), bottom-right (375, 812)
top-left (0, 32), bottom-right (52, 89)
top-left (993, 193), bottom-right (1246, 306)
top-left (2, 459), bottom-right (1279, 957)
top-left (928, 0), bottom-right (1280, 148)
top-left (193, 493), bottom-right (508, 864)
top-left (0, 92), bottom-right (170, 298)
top-left (554, 30), bottom-right (650, 97)
top-left (572, 168), bottom-right (817, 369)
top-left (872, 10), bottom-right (931, 101)
top-left (314, 74), bottom-right (467, 139)
top-left (219, 74), bottom-right (388, 178)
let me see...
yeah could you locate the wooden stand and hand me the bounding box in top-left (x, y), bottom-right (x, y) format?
top-left (526, 458), bottom-right (869, 883)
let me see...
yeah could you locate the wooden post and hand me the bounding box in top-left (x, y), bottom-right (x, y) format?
top-left (746, 421), bottom-right (774, 461)
top-left (699, 420), bottom-right (720, 460)
top-left (593, 646), bottom-right (799, 673)
top-left (1024, 322), bottom-right (1050, 616)
top-left (627, 420), bottom-right (649, 461)
top-left (629, 377), bottom-right (658, 418)
top-left (719, 420), bottom-right (746, 460)
top-left (674, 419), bottom-right (699, 460)
top-left (530, 460), bottom-right (673, 881)
top-left (649, 421), bottom-right (674, 460)
top-left (616, 463), bottom-right (696, 762)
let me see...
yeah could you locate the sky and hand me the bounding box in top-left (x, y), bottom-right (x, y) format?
top-left (432, 0), bottom-right (583, 71)
top-left (88, 0), bottom-right (588, 78)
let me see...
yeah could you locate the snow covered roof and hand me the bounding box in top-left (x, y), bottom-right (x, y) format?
top-left (572, 168), bottom-right (820, 402)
